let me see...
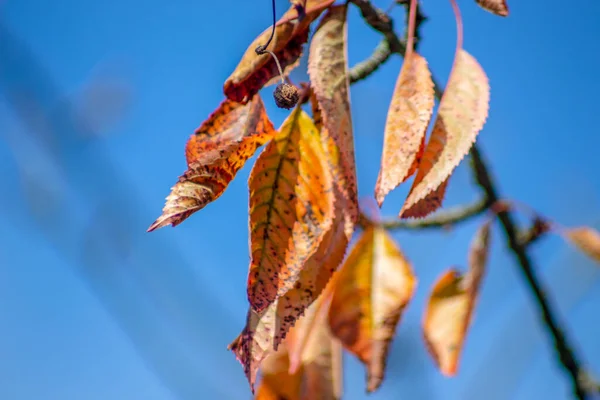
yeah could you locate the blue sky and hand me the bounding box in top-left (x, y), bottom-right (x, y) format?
top-left (1, 0), bottom-right (600, 399)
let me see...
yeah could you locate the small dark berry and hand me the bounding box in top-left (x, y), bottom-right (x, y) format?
top-left (273, 83), bottom-right (300, 109)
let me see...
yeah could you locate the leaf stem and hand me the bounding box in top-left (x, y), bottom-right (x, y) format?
top-left (256, 0), bottom-right (277, 55)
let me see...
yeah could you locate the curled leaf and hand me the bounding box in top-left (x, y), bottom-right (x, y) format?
top-left (564, 226), bottom-right (600, 263)
top-left (476, 0), bottom-right (509, 16)
top-left (423, 222), bottom-right (491, 375)
top-left (308, 4), bottom-right (358, 236)
top-left (400, 49), bottom-right (489, 218)
top-left (247, 107), bottom-right (334, 312)
top-left (224, 0), bottom-right (334, 103)
top-left (328, 226), bottom-right (416, 392)
top-left (148, 96), bottom-right (275, 231)
top-left (375, 52), bottom-right (435, 206)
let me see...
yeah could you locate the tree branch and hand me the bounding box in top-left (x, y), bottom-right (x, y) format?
top-left (361, 196), bottom-right (488, 230)
top-left (349, 40), bottom-right (392, 84)
top-left (348, 0), bottom-right (597, 397)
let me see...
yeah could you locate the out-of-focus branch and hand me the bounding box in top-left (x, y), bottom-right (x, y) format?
top-left (360, 197), bottom-right (488, 230)
top-left (349, 0), bottom-right (597, 398)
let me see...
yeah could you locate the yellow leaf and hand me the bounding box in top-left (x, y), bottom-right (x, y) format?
top-left (400, 49), bottom-right (490, 218)
top-left (224, 0), bottom-right (334, 103)
top-left (308, 4), bottom-right (358, 237)
top-left (328, 226), bottom-right (417, 392)
top-left (375, 52), bottom-right (435, 207)
top-left (423, 222), bottom-right (490, 375)
top-left (475, 0), bottom-right (509, 16)
top-left (247, 107), bottom-right (334, 312)
top-left (564, 226), bottom-right (600, 263)
top-left (148, 96), bottom-right (275, 231)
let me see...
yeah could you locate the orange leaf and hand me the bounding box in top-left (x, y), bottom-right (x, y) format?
top-left (475, 0), bottom-right (509, 16)
top-left (232, 185), bottom-right (348, 393)
top-left (375, 52), bottom-right (435, 207)
top-left (308, 4), bottom-right (358, 236)
top-left (224, 0), bottom-right (334, 103)
top-left (247, 106), bottom-right (334, 312)
top-left (423, 221), bottom-right (491, 375)
top-left (328, 226), bottom-right (417, 392)
top-left (148, 96), bottom-right (275, 231)
top-left (564, 226), bottom-right (600, 263)
top-left (400, 49), bottom-right (489, 218)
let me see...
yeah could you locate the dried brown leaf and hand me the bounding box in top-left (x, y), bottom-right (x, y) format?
top-left (423, 222), bottom-right (490, 375)
top-left (148, 96), bottom-right (275, 231)
top-left (400, 49), bottom-right (489, 218)
top-left (564, 226), bottom-right (600, 263)
top-left (247, 107), bottom-right (334, 312)
top-left (329, 226), bottom-right (416, 392)
top-left (476, 0), bottom-right (509, 16)
top-left (375, 52), bottom-right (435, 207)
top-left (224, 0), bottom-right (334, 103)
top-left (308, 4), bottom-right (358, 237)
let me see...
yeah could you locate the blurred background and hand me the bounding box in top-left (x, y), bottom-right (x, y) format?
top-left (1, 0), bottom-right (599, 399)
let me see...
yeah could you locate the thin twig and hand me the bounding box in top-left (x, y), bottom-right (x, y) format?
top-left (348, 0), bottom-right (597, 397)
top-left (349, 40), bottom-right (392, 84)
top-left (518, 216), bottom-right (551, 247)
top-left (361, 197), bottom-right (488, 230)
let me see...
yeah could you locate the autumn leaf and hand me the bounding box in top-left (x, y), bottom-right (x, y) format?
top-left (251, 283), bottom-right (343, 400)
top-left (475, 0), bottom-right (509, 16)
top-left (248, 106), bottom-right (334, 312)
top-left (399, 48), bottom-right (489, 218)
top-left (308, 4), bottom-right (359, 236)
top-left (328, 226), bottom-right (417, 392)
top-left (224, 0), bottom-right (334, 103)
top-left (375, 51), bottom-right (435, 207)
top-left (423, 221), bottom-right (491, 375)
top-left (232, 185), bottom-right (348, 393)
top-left (563, 226), bottom-right (600, 263)
top-left (148, 96), bottom-right (275, 231)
